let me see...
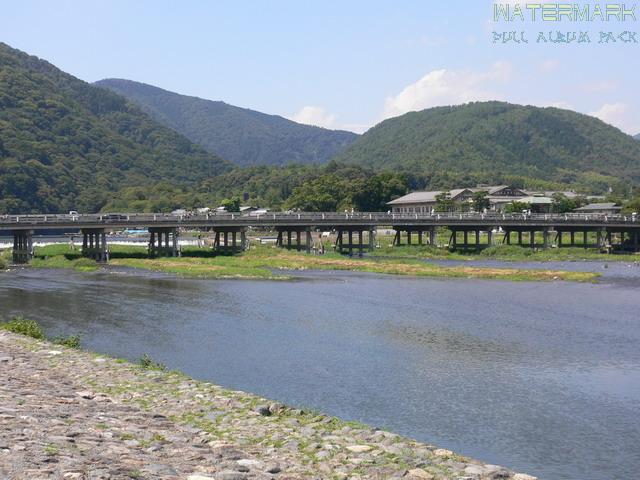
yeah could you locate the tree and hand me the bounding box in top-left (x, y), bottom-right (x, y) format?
top-left (220, 197), bottom-right (241, 212)
top-left (505, 201), bottom-right (531, 213)
top-left (551, 193), bottom-right (578, 213)
top-left (622, 196), bottom-right (640, 214)
top-left (472, 191), bottom-right (490, 211)
top-left (435, 192), bottom-right (454, 212)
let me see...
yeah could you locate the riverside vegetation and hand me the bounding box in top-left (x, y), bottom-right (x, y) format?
top-left (3, 242), bottom-right (604, 283)
top-left (0, 319), bottom-right (539, 479)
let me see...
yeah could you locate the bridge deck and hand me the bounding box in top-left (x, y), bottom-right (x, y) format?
top-left (1, 212), bottom-right (638, 231)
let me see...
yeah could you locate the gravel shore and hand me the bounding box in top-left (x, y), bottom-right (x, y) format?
top-left (0, 331), bottom-right (536, 480)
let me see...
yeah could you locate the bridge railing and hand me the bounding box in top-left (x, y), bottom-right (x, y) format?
top-left (0, 211), bottom-right (638, 226)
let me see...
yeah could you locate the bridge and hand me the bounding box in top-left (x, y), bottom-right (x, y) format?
top-left (1, 211), bottom-right (639, 263)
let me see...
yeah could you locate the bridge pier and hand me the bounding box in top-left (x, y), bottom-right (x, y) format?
top-left (81, 228), bottom-right (109, 262)
top-left (276, 227), bottom-right (312, 253)
top-left (393, 227), bottom-right (436, 246)
top-left (149, 227), bottom-right (179, 257)
top-left (335, 227), bottom-right (375, 256)
top-left (448, 228), bottom-right (491, 251)
top-left (555, 228), bottom-right (603, 249)
top-left (501, 228), bottom-right (550, 249)
top-left (12, 230), bottom-right (34, 264)
top-left (609, 228), bottom-right (640, 252)
top-left (213, 227), bottom-right (247, 255)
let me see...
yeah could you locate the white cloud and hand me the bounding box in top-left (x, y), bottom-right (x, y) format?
top-left (538, 59), bottom-right (560, 73)
top-left (588, 103), bottom-right (640, 135)
top-left (289, 106), bottom-right (336, 129)
top-left (541, 100), bottom-right (574, 110)
top-left (383, 61), bottom-right (512, 119)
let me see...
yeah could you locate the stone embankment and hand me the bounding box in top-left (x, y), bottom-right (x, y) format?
top-left (0, 331), bottom-right (537, 480)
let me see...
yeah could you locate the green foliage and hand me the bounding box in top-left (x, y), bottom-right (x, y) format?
top-left (435, 192), bottom-right (454, 212)
top-left (0, 315), bottom-right (83, 348)
top-left (71, 258), bottom-right (99, 271)
top-left (0, 316), bottom-right (45, 339)
top-left (551, 192), bottom-right (584, 213)
top-left (284, 163), bottom-right (409, 211)
top-left (480, 245), bottom-right (534, 258)
top-left (505, 201), bottom-right (531, 213)
top-left (53, 334), bottom-right (81, 349)
top-left (0, 43), bottom-right (230, 214)
top-left (0, 249), bottom-right (9, 269)
top-left (94, 78), bottom-right (358, 167)
top-left (139, 353), bottom-right (167, 371)
top-left (622, 196), bottom-right (640, 214)
top-left (220, 197), bottom-right (241, 212)
top-left (472, 191), bottom-right (490, 211)
top-left (334, 102), bottom-right (640, 193)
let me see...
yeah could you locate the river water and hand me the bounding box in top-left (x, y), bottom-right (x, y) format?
top-left (1, 261), bottom-right (639, 480)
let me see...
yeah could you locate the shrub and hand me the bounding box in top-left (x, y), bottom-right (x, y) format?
top-left (53, 335), bottom-right (81, 349)
top-left (139, 353), bottom-right (167, 371)
top-left (72, 258), bottom-right (99, 271)
top-left (0, 316), bottom-right (45, 339)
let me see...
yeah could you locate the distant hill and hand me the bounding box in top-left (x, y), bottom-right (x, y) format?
top-left (333, 102), bottom-right (640, 189)
top-left (635, 134), bottom-right (640, 141)
top-left (0, 43), bottom-right (231, 214)
top-left (94, 79), bottom-right (358, 167)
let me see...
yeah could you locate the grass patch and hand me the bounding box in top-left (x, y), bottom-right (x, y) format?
top-left (31, 243), bottom-right (600, 283)
top-left (0, 316), bottom-right (45, 339)
top-left (139, 353), bottom-right (167, 371)
top-left (1, 316), bottom-right (81, 348)
top-left (52, 334), bottom-right (82, 349)
top-left (0, 249), bottom-right (11, 269)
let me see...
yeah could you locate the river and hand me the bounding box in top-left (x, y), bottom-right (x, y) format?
top-left (1, 261), bottom-right (639, 480)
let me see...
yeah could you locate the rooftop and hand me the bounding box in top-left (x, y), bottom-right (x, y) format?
top-left (574, 203), bottom-right (622, 211)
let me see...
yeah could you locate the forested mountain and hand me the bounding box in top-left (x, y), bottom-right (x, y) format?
top-left (102, 162), bottom-right (411, 213)
top-left (0, 43), bottom-right (231, 214)
top-left (94, 79), bottom-right (358, 167)
top-left (635, 134), bottom-right (640, 141)
top-left (333, 102), bottom-right (640, 192)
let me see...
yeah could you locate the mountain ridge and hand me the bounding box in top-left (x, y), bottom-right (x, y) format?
top-left (94, 78), bottom-right (358, 167)
top-left (0, 42), bottom-right (230, 213)
top-left (333, 101), bottom-right (640, 191)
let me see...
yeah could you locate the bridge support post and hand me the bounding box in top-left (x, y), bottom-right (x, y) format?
top-left (148, 227), bottom-right (179, 258)
top-left (429, 228), bottom-right (437, 246)
top-left (81, 228), bottom-right (108, 262)
top-left (213, 227), bottom-right (247, 255)
top-left (487, 230), bottom-right (493, 246)
top-left (335, 227), bottom-right (374, 256)
top-left (543, 228), bottom-right (550, 249)
top-left (276, 227), bottom-right (312, 253)
top-left (12, 230), bottom-right (34, 264)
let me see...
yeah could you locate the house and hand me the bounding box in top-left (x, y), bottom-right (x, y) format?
top-left (573, 203), bottom-right (622, 215)
top-left (387, 186), bottom-right (529, 213)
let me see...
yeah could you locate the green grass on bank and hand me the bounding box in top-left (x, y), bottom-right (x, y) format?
top-left (0, 315), bottom-right (80, 348)
top-left (21, 243), bottom-right (601, 283)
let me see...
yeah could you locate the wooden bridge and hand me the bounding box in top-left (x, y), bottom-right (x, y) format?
top-left (1, 211), bottom-right (639, 263)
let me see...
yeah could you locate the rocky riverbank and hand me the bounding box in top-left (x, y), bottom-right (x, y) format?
top-left (0, 331), bottom-right (537, 480)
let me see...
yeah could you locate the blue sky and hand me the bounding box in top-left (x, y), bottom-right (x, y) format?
top-left (3, 1), bottom-right (639, 134)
